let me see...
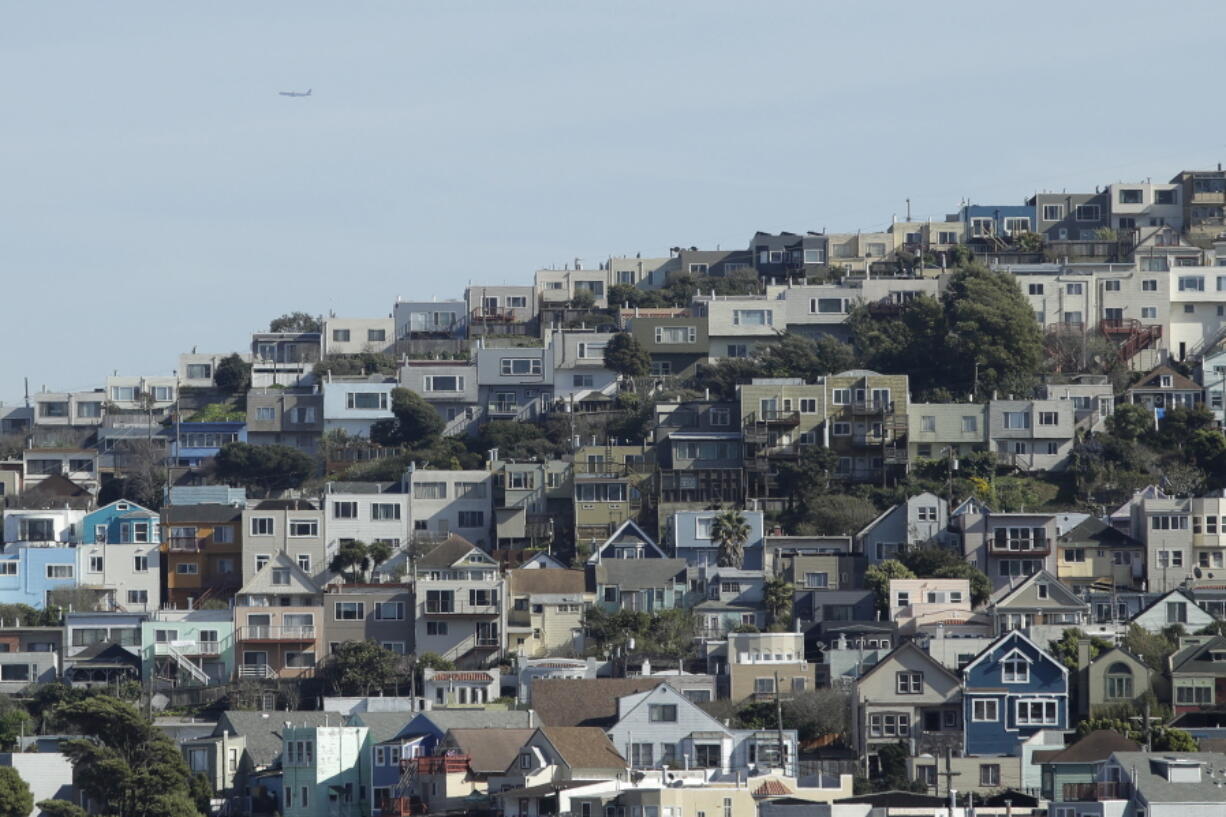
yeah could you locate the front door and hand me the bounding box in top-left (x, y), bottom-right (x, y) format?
top-left (925, 711), bottom-right (941, 732)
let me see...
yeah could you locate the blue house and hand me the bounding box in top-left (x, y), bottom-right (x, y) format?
top-left (170, 422), bottom-right (246, 468)
top-left (82, 499), bottom-right (161, 545)
top-left (669, 510), bottom-right (765, 569)
top-left (0, 545), bottom-right (81, 608)
top-left (962, 630), bottom-right (1068, 756)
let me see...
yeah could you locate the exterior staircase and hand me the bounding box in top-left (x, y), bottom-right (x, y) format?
top-left (156, 642), bottom-right (210, 684)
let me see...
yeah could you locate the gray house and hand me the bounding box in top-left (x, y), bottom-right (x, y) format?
top-left (322, 583), bottom-right (414, 658)
top-left (466, 285), bottom-right (538, 338)
top-left (399, 360), bottom-right (479, 435)
top-left (475, 343), bottom-right (552, 422)
top-left (1030, 191), bottom-right (1112, 242)
top-left (856, 492), bottom-right (949, 565)
top-left (245, 388), bottom-right (323, 453)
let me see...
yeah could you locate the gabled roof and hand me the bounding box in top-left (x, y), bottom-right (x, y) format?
top-left (587, 520), bottom-right (666, 564)
top-left (1041, 730), bottom-right (1141, 764)
top-left (1130, 365), bottom-right (1201, 392)
top-left (1170, 634), bottom-right (1226, 675)
top-left (952, 496), bottom-right (992, 517)
top-left (854, 640), bottom-right (960, 689)
top-left (237, 551), bottom-right (321, 597)
top-left (594, 559), bottom-right (687, 591)
top-left (1059, 516), bottom-right (1143, 548)
top-left (89, 499), bottom-right (157, 518)
top-left (537, 726), bottom-right (625, 770)
top-left (416, 535), bottom-right (492, 570)
top-left (530, 678), bottom-right (666, 728)
top-left (401, 709), bottom-right (534, 737)
top-left (509, 568), bottom-right (586, 597)
top-left (446, 728), bottom-right (536, 774)
top-left (214, 710), bottom-right (346, 768)
top-left (1135, 589), bottom-right (1208, 623)
top-left (520, 552), bottom-right (566, 569)
top-left (961, 629), bottom-right (1068, 679)
top-left (348, 711), bottom-right (418, 744)
top-left (990, 570), bottom-right (1087, 610)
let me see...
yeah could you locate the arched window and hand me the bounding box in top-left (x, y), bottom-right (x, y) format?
top-left (1105, 662), bottom-right (1133, 699)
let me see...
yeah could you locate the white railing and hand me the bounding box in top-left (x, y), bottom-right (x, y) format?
top-left (239, 626), bottom-right (315, 640)
top-left (237, 664), bottom-right (278, 680)
top-left (159, 642), bottom-right (210, 684)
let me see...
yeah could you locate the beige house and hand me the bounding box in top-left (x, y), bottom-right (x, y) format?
top-left (909, 754), bottom-right (1022, 797)
top-left (506, 568), bottom-right (587, 658)
top-left (726, 631), bottom-right (815, 703)
top-left (232, 552), bottom-right (324, 680)
top-left (907, 402), bottom-right (988, 460)
top-left (850, 642), bottom-right (963, 762)
top-left (888, 578), bottom-right (984, 636)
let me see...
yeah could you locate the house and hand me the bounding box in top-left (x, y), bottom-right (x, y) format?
top-left (281, 724), bottom-right (370, 817)
top-left (693, 294), bottom-right (786, 361)
top-left (160, 503), bottom-right (244, 608)
top-left (506, 568), bottom-right (586, 658)
top-left (749, 231), bottom-right (828, 280)
top-left (490, 459), bottom-right (572, 551)
top-left (888, 578), bottom-right (982, 637)
top-left (411, 536), bottom-right (505, 668)
top-left (398, 727), bottom-right (535, 815)
top-left (1169, 634), bottom-right (1226, 714)
top-left (142, 608), bottom-right (234, 688)
top-left (961, 630), bottom-right (1069, 756)
top-left (0, 544), bottom-right (83, 609)
top-left (1087, 751), bottom-right (1226, 817)
top-left (586, 519), bottom-right (666, 564)
top-left (546, 329), bottom-right (618, 402)
top-left (241, 499), bottom-right (327, 583)
top-left (169, 421), bottom-right (246, 474)
top-left (466, 285), bottom-right (539, 338)
top-left (29, 390), bottom-right (104, 433)
top-left (1128, 365), bottom-right (1203, 413)
top-left (530, 678), bottom-right (667, 728)
top-left (572, 446), bottom-right (654, 546)
top-left (178, 351), bottom-right (243, 388)
top-left (626, 314), bottom-right (709, 379)
top-left (1133, 589), bottom-right (1215, 633)
top-left (245, 387), bottom-right (323, 454)
top-left (987, 398), bottom-right (1077, 472)
top-left (988, 571), bottom-right (1088, 640)
top-left (515, 657), bottom-right (598, 703)
top-left (0, 752), bottom-right (77, 817)
top-left (422, 668), bottom-right (500, 707)
top-left (22, 448), bottom-right (99, 494)
top-left (249, 331), bottom-right (321, 388)
top-left (722, 631), bottom-right (814, 703)
top-left (406, 465), bottom-right (493, 550)
top-left (232, 552), bottom-right (324, 680)
top-left (474, 343), bottom-right (552, 423)
top-left (0, 623), bottom-right (61, 692)
top-left (1132, 495), bottom-right (1197, 591)
top-left (2, 505), bottom-right (85, 544)
top-left (321, 480), bottom-right (410, 552)
top-left (655, 431), bottom-right (744, 519)
top-left (909, 752), bottom-right (1023, 798)
top-left (1035, 729), bottom-right (1141, 803)
top-left (1075, 643), bottom-right (1152, 719)
top-left (399, 359), bottom-right (479, 434)
top-left (1055, 517), bottom-right (1144, 592)
top-left (62, 611), bottom-right (146, 687)
top-left (495, 727), bottom-right (628, 817)
top-left (850, 641), bottom-right (963, 765)
top-left (321, 377), bottom-right (397, 437)
top-left (322, 582), bottom-right (413, 658)
top-left (955, 508), bottom-right (1058, 591)
top-left (777, 547), bottom-right (864, 597)
top-left (856, 493), bottom-right (948, 565)
top-left (592, 558), bottom-right (687, 614)
top-left (105, 374), bottom-right (178, 417)
top-left (393, 299), bottom-right (468, 343)
top-left (907, 403), bottom-right (988, 462)
top-left (321, 316), bottom-right (394, 357)
top-left (75, 537), bottom-right (160, 612)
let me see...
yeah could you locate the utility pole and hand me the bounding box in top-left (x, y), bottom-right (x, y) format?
top-left (775, 670), bottom-right (786, 774)
top-left (936, 746), bottom-right (961, 798)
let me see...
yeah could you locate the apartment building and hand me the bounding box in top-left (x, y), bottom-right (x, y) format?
top-left (30, 390), bottom-right (106, 431)
top-left (160, 503), bottom-right (244, 608)
top-left (475, 343), bottom-right (552, 423)
top-left (506, 568), bottom-right (586, 658)
top-left (907, 403), bottom-right (988, 461)
top-left (573, 444), bottom-right (654, 545)
top-left (320, 377), bottom-right (396, 437)
top-left (240, 499), bottom-right (327, 584)
top-left (233, 553), bottom-right (324, 680)
top-left (245, 388), bottom-right (323, 453)
top-left (692, 295), bottom-right (785, 361)
top-left (626, 314), bottom-right (709, 379)
top-left (321, 316), bottom-right (394, 357)
top-left (406, 466), bottom-right (493, 550)
top-left (1131, 495), bottom-right (1226, 592)
top-left (724, 631), bottom-right (814, 702)
top-left (399, 359), bottom-right (479, 434)
top-left (321, 480), bottom-right (410, 551)
top-left (322, 583), bottom-right (413, 657)
top-left (249, 331), bottom-right (321, 388)
top-left (955, 508), bottom-right (1058, 591)
top-left (466, 285), bottom-right (538, 338)
top-left (491, 459), bottom-right (571, 550)
top-left (412, 537), bottom-right (505, 668)
top-left (988, 398), bottom-right (1077, 471)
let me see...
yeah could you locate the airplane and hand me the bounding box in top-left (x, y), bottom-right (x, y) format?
top-left (278, 89), bottom-right (311, 97)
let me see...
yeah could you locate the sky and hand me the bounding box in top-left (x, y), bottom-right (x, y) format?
top-left (2, 1), bottom-right (1225, 405)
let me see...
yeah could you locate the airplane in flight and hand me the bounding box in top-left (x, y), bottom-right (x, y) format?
top-left (278, 89), bottom-right (311, 97)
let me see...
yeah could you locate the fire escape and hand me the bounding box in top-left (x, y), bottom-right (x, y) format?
top-left (1100, 318), bottom-right (1163, 363)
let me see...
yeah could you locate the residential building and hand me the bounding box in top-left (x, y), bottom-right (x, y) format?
top-left (143, 608), bottom-right (235, 687)
top-left (398, 360), bottom-right (479, 435)
top-left (572, 446), bottom-right (653, 545)
top-left (406, 466), bottom-right (493, 550)
top-left (1091, 751), bottom-right (1226, 816)
top-left (2, 505), bottom-right (85, 545)
top-left (952, 203), bottom-right (1037, 247)
top-left (626, 314), bottom-right (709, 379)
top-left (1055, 517), bottom-right (1144, 592)
top-left (169, 421), bottom-right (246, 473)
top-left (1132, 495), bottom-right (1198, 591)
top-left (160, 503), bottom-right (244, 608)
top-left (1133, 589), bottom-right (1215, 633)
top-left (30, 390), bottom-right (105, 431)
top-left (693, 294), bottom-right (786, 361)
top-left (1075, 642), bottom-right (1151, 719)
top-left (322, 480), bottom-right (410, 552)
top-left (322, 582), bottom-right (413, 658)
top-left (22, 448), bottom-right (99, 494)
top-left (1035, 729), bottom-right (1140, 804)
top-left (178, 351), bottom-right (240, 389)
top-left (1172, 167), bottom-right (1226, 246)
top-left (888, 578), bottom-right (973, 636)
top-left (412, 537), bottom-right (505, 668)
top-left (422, 667), bottom-right (500, 706)
top-left (394, 299), bottom-right (467, 342)
top-left (241, 499), bottom-right (327, 583)
top-left (771, 278), bottom-right (941, 342)
top-left (607, 254), bottom-right (676, 289)
top-left (321, 316), bottom-right (394, 357)
top-left (907, 403), bottom-right (988, 461)
top-left (75, 528), bottom-right (161, 612)
top-left (988, 398), bottom-right (1077, 471)
top-left (1030, 191), bottom-right (1112, 242)
top-left (593, 558), bottom-right (687, 614)
top-left (910, 753), bottom-right (1022, 798)
top-left (506, 568), bottom-right (586, 658)
top-left (955, 508), bottom-right (1058, 591)
top-left (232, 552), bottom-right (324, 680)
top-left (494, 726), bottom-right (627, 815)
top-left (63, 611), bottom-right (145, 686)
top-left (1169, 635), bottom-right (1226, 714)
top-left (466, 285), bottom-right (538, 338)
top-left (281, 724), bottom-right (369, 817)
top-left (245, 388), bottom-right (323, 454)
top-left (850, 642), bottom-right (963, 765)
top-left (962, 630), bottom-right (1069, 756)
top-left (1129, 365), bottom-right (1204, 413)
top-left (534, 263), bottom-right (612, 308)
top-left (693, 566), bottom-right (766, 636)
top-left (475, 342), bottom-right (552, 423)
top-left (723, 631), bottom-right (814, 703)
top-left (320, 377), bottom-right (396, 437)
top-left (249, 331), bottom-right (321, 388)
top-left (490, 459), bottom-right (572, 551)
top-left (825, 230), bottom-right (894, 273)
top-left (0, 545), bottom-right (82, 609)
top-left (1106, 181), bottom-right (1184, 232)
top-left (546, 329), bottom-right (618, 402)
top-left (0, 753), bottom-right (76, 817)
top-left (749, 231), bottom-right (829, 280)
top-left (669, 248), bottom-right (751, 282)
top-left (856, 493), bottom-right (948, 565)
top-left (0, 623), bottom-right (61, 692)
top-left (988, 571), bottom-right (1089, 637)
top-left (667, 509), bottom-right (765, 569)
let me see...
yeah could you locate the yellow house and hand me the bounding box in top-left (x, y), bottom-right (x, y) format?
top-left (506, 568), bottom-right (588, 657)
top-left (573, 443), bottom-right (654, 546)
top-left (1056, 517), bottom-right (1145, 591)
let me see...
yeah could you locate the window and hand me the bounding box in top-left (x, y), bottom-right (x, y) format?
top-left (297, 554), bottom-right (311, 573)
top-left (289, 519), bottom-right (317, 537)
top-left (577, 342), bottom-right (607, 359)
top-left (1105, 663), bottom-right (1133, 699)
top-left (1039, 411), bottom-right (1059, 426)
top-left (1003, 411), bottom-right (1030, 429)
top-left (1075, 205), bottom-right (1101, 221)
top-left (1179, 276), bottom-right (1205, 292)
top-left (254, 554), bottom-right (270, 572)
top-left (458, 511), bottom-right (484, 528)
top-left (426, 621), bottom-right (448, 636)
top-left (972, 698), bottom-right (1000, 723)
top-left (654, 326), bottom-right (696, 344)
top-left (415, 482), bottom-right (447, 499)
top-left (1104, 279), bottom-right (1121, 291)
top-left (921, 415), bottom-right (936, 432)
top-left (1066, 282), bottom-right (1084, 295)
top-left (371, 503), bottom-right (401, 521)
top-left (1176, 683), bottom-right (1213, 705)
top-left (732, 309), bottom-right (773, 326)
top-left (127, 590), bottom-right (148, 605)
top-left (1004, 217), bottom-right (1030, 234)
top-left (175, 563), bottom-right (199, 575)
top-left (43, 563), bottom-right (74, 580)
top-left (649, 704), bottom-right (677, 722)
top-left (1042, 204), bottom-right (1064, 221)
top-left (500, 358), bottom-right (542, 376)
top-left (347, 391), bottom-right (389, 410)
top-left (1028, 283), bottom-right (1044, 295)
top-left (77, 401), bottom-right (103, 418)
top-left (367, 328), bottom-right (388, 342)
top-left (375, 602), bottom-right (405, 620)
top-left (332, 328), bottom-right (351, 342)
top-left (572, 374), bottom-right (594, 388)
top-left (896, 672), bottom-right (923, 694)
top-left (725, 343), bottom-right (749, 358)
top-left (805, 572), bottom-right (828, 589)
top-left (710, 408), bottom-right (731, 426)
top-left (1167, 602), bottom-right (1188, 623)
top-left (958, 415), bottom-right (979, 434)
top-left (250, 517), bottom-right (274, 536)
top-left (832, 422), bottom-right (851, 436)
top-left (423, 375), bottom-right (464, 392)
top-left (868, 713), bottom-right (910, 737)
top-left (335, 602), bottom-right (365, 620)
top-left (1142, 307), bottom-right (1157, 319)
top-left (87, 555), bottom-right (103, 573)
top-left (1063, 548), bottom-right (1085, 563)
top-left (1002, 656), bottom-right (1029, 683)
top-left (1015, 699), bottom-right (1059, 726)
top-left (980, 764), bottom-right (1001, 787)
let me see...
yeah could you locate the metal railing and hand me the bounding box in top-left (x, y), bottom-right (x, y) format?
top-left (237, 664), bottom-right (278, 680)
top-left (1062, 781), bottom-right (1125, 801)
top-left (155, 641), bottom-right (221, 656)
top-left (423, 599), bottom-right (499, 615)
top-left (168, 538), bottom-right (201, 552)
top-left (238, 626), bottom-right (315, 640)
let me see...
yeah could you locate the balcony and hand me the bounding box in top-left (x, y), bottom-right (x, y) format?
top-left (473, 637), bottom-right (500, 649)
top-left (745, 410), bottom-right (800, 427)
top-left (168, 538), bottom-right (201, 553)
top-left (378, 797), bottom-right (416, 817)
top-left (238, 626), bottom-right (316, 642)
top-left (401, 755), bottom-right (472, 775)
top-left (155, 641), bottom-right (220, 656)
top-left (237, 664), bottom-right (278, 680)
top-left (423, 599), bottom-right (499, 616)
top-left (488, 401), bottom-right (520, 417)
top-left (1062, 781), bottom-right (1126, 801)
top-left (849, 400), bottom-right (895, 415)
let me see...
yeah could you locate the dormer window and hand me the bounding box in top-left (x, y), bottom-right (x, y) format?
top-left (1211, 650), bottom-right (1226, 663)
top-left (1160, 375), bottom-right (1173, 388)
top-left (519, 753), bottom-right (532, 769)
top-left (272, 568), bottom-right (290, 585)
top-left (1002, 652), bottom-right (1030, 683)
top-left (1037, 584), bottom-right (1049, 599)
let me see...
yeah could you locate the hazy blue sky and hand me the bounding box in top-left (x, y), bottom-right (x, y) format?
top-left (3, 1), bottom-right (1224, 404)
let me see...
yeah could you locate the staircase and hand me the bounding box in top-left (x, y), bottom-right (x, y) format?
top-left (159, 643), bottom-right (210, 684)
top-left (1100, 318), bottom-right (1163, 363)
top-left (442, 405), bottom-right (484, 438)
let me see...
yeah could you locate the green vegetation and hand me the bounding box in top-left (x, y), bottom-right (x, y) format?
top-left (187, 402), bottom-right (245, 422)
top-left (603, 332), bottom-right (651, 379)
top-left (321, 640), bottom-right (405, 696)
top-left (269, 311), bottom-right (322, 333)
top-left (212, 353), bottom-right (251, 394)
top-left (314, 353), bottom-right (398, 378)
top-left (370, 387), bottom-right (445, 447)
top-left (214, 441), bottom-right (314, 495)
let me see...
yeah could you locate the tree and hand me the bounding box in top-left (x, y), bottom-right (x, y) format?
top-left (645, 609), bottom-right (697, 670)
top-left (942, 264), bottom-right (1045, 398)
top-left (759, 333), bottom-right (857, 381)
top-left (900, 546), bottom-right (992, 607)
top-left (367, 540), bottom-right (394, 573)
top-left (323, 640), bottom-right (404, 696)
top-left (1124, 623), bottom-right (1183, 671)
top-left (0, 697), bottom-right (31, 750)
top-left (1048, 628), bottom-right (1113, 671)
top-left (0, 767), bottom-right (32, 817)
top-left (568, 290), bottom-right (596, 310)
top-left (99, 439), bottom-right (166, 510)
top-left (583, 607), bottom-right (651, 657)
top-left (329, 541), bottom-right (371, 583)
top-left (763, 576), bottom-right (794, 631)
top-left (1106, 403), bottom-right (1154, 441)
top-left (269, 312), bottom-right (322, 333)
top-left (688, 359), bottom-right (765, 401)
top-left (796, 493), bottom-right (878, 536)
top-left (712, 509), bottom-right (750, 568)
top-left (35, 802), bottom-right (88, 817)
top-left (370, 388), bottom-right (444, 448)
top-left (1075, 716), bottom-right (1195, 751)
top-left (782, 689), bottom-right (851, 743)
top-left (213, 442), bottom-right (314, 495)
top-left (774, 447), bottom-right (837, 507)
top-left (412, 652), bottom-right (456, 689)
top-left (865, 560), bottom-right (916, 615)
top-left (212, 353), bottom-right (251, 394)
top-left (603, 333), bottom-right (651, 379)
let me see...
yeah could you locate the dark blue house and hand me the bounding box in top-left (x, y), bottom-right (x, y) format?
top-left (962, 630), bottom-right (1068, 756)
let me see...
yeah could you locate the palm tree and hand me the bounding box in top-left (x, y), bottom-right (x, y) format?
top-left (763, 575), bottom-right (795, 631)
top-left (712, 509), bottom-right (750, 568)
top-left (329, 540), bottom-right (371, 583)
top-left (367, 540), bottom-right (394, 578)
